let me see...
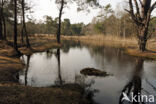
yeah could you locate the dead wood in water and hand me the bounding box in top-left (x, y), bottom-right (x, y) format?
top-left (80, 68), bottom-right (112, 77)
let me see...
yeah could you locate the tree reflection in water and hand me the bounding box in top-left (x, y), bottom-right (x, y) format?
top-left (55, 48), bottom-right (64, 86)
top-left (119, 58), bottom-right (144, 104)
top-left (25, 55), bottom-right (31, 86)
top-left (54, 48), bottom-right (99, 102)
top-left (75, 75), bottom-right (99, 104)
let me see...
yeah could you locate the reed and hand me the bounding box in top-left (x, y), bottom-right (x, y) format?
top-left (63, 35), bottom-right (156, 50)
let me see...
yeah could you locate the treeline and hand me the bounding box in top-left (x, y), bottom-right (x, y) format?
top-left (0, 0), bottom-right (98, 55)
top-left (25, 4), bottom-right (156, 39)
top-left (85, 4), bottom-right (156, 38)
top-left (0, 0), bottom-right (32, 53)
top-left (0, 0), bottom-right (156, 53)
top-left (2, 2), bottom-right (155, 38)
top-left (0, 0), bottom-right (101, 56)
top-left (26, 16), bottom-right (85, 36)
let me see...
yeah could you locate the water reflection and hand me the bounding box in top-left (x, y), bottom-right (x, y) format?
top-left (55, 48), bottom-right (64, 86)
top-left (19, 41), bottom-right (156, 104)
top-left (75, 75), bottom-right (99, 104)
top-left (119, 58), bottom-right (144, 104)
top-left (145, 79), bottom-right (156, 94)
top-left (25, 55), bottom-right (31, 86)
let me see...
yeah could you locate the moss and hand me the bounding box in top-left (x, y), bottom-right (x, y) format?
top-left (80, 68), bottom-right (111, 77)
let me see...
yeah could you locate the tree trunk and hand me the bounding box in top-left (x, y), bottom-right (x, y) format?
top-left (57, 0), bottom-right (64, 44)
top-left (138, 25), bottom-right (148, 52)
top-left (138, 36), bottom-right (147, 52)
top-left (127, 0), bottom-right (156, 52)
top-left (22, 0), bottom-right (31, 48)
top-left (14, 0), bottom-right (19, 53)
top-left (2, 16), bottom-right (6, 40)
top-left (0, 3), bottom-right (3, 40)
top-left (57, 11), bottom-right (62, 44)
top-left (2, 0), bottom-right (6, 40)
top-left (21, 17), bottom-right (24, 44)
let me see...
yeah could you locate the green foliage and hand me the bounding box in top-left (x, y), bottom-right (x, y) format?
top-left (75, 0), bottom-right (100, 12)
top-left (86, 12), bottom-right (140, 37)
top-left (85, 4), bottom-right (141, 37)
top-left (149, 17), bottom-right (156, 37)
top-left (71, 23), bottom-right (84, 35)
top-left (97, 4), bottom-right (114, 19)
top-left (62, 19), bottom-right (72, 35)
top-left (25, 16), bottom-right (84, 36)
top-left (45, 16), bottom-right (57, 34)
top-left (94, 22), bottom-right (105, 34)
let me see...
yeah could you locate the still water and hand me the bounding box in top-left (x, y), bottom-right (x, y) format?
top-left (19, 41), bottom-right (156, 104)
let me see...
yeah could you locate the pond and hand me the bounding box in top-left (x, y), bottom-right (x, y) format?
top-left (19, 40), bottom-right (156, 104)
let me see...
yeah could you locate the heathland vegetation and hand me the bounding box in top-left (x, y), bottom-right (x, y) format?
top-left (0, 0), bottom-right (156, 103)
top-left (1, 1), bottom-right (156, 51)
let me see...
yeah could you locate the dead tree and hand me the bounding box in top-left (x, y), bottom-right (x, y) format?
top-left (126, 0), bottom-right (156, 52)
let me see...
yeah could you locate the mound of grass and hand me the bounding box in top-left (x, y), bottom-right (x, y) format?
top-left (125, 48), bottom-right (156, 60)
top-left (80, 68), bottom-right (111, 77)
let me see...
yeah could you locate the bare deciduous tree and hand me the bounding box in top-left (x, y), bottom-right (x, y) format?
top-left (126, 0), bottom-right (156, 52)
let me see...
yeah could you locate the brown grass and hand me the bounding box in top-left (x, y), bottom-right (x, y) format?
top-left (0, 37), bottom-right (61, 84)
top-left (63, 35), bottom-right (156, 49)
top-left (0, 84), bottom-right (90, 104)
top-left (0, 55), bottom-right (24, 84)
top-left (0, 36), bottom-right (93, 104)
top-left (63, 35), bottom-right (156, 60)
top-left (19, 37), bottom-right (60, 55)
top-left (63, 35), bottom-right (138, 48)
top-left (125, 49), bottom-right (156, 60)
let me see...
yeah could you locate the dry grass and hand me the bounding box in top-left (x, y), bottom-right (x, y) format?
top-left (125, 49), bottom-right (156, 60)
top-left (0, 55), bottom-right (24, 84)
top-left (0, 36), bottom-right (93, 104)
top-left (0, 84), bottom-right (90, 104)
top-left (18, 36), bottom-right (60, 55)
top-left (63, 35), bottom-right (138, 48)
top-left (0, 36), bottom-right (60, 84)
top-left (63, 35), bottom-right (156, 49)
top-left (63, 35), bottom-right (156, 60)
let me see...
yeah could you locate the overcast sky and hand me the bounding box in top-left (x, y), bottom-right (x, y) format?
top-left (29, 0), bottom-right (156, 24)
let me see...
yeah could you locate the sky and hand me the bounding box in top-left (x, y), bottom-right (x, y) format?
top-left (29, 0), bottom-right (156, 24)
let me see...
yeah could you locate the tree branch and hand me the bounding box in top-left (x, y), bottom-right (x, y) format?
top-left (147, 28), bottom-right (155, 39)
top-left (146, 2), bottom-right (156, 23)
top-left (133, 0), bottom-right (141, 19)
top-left (150, 1), bottom-right (156, 12)
top-left (126, 0), bottom-right (142, 25)
top-left (138, 0), bottom-right (143, 7)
